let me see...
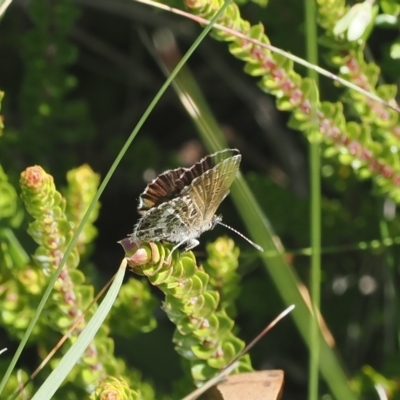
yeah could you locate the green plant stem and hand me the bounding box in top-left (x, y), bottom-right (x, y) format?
top-left (0, 0), bottom-right (233, 394)
top-left (309, 141), bottom-right (321, 400)
top-left (379, 216), bottom-right (400, 353)
top-left (305, 1), bottom-right (321, 400)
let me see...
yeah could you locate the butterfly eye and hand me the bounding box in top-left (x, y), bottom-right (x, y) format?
top-left (209, 215), bottom-right (222, 230)
top-left (207, 221), bottom-right (215, 230)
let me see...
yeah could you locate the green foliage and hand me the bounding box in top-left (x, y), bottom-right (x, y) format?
top-left (2, 0), bottom-right (400, 398)
top-left (0, 0), bottom-right (93, 173)
top-left (351, 365), bottom-right (398, 399)
top-left (90, 376), bottom-right (139, 400)
top-left (0, 165), bottom-right (157, 398)
top-left (120, 239), bottom-right (252, 386)
top-left (176, 0), bottom-right (400, 397)
top-left (0, 365), bottom-right (32, 398)
top-left (20, 165), bottom-right (80, 275)
top-left (184, 0), bottom-right (400, 205)
top-left (0, 91), bottom-right (3, 137)
top-left (64, 165), bottom-right (101, 256)
top-left (109, 278), bottom-right (157, 336)
top-left (203, 237), bottom-right (241, 318)
top-left (0, 165), bottom-right (23, 227)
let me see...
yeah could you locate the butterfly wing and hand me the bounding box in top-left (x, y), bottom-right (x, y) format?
top-left (132, 148), bottom-right (241, 245)
top-left (132, 195), bottom-right (194, 243)
top-left (138, 167), bottom-right (188, 215)
top-left (180, 149), bottom-right (241, 227)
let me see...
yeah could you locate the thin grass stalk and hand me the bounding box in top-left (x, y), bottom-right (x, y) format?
top-left (379, 215), bottom-right (400, 353)
top-left (309, 138), bottom-right (322, 400)
top-left (0, 0), bottom-right (12, 18)
top-left (305, 1), bottom-right (321, 399)
top-left (289, 236), bottom-right (400, 256)
top-left (0, 1), bottom-right (233, 394)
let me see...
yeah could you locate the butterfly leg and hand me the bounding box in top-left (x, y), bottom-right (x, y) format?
top-left (165, 239), bottom-right (187, 263)
top-left (183, 239), bottom-right (199, 252)
top-left (165, 239), bottom-right (199, 263)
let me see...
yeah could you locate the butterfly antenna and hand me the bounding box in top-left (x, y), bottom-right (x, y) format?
top-left (216, 220), bottom-right (264, 252)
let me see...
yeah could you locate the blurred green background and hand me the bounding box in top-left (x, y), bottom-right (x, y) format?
top-left (2, 0), bottom-right (400, 398)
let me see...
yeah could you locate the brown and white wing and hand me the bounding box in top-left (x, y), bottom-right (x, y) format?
top-left (137, 167), bottom-right (188, 215)
top-left (179, 149), bottom-right (241, 224)
top-left (132, 195), bottom-right (193, 243)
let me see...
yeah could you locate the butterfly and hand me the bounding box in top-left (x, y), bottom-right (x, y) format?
top-left (130, 148), bottom-right (263, 257)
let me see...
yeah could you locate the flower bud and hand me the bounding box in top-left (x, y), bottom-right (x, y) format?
top-left (333, 2), bottom-right (374, 42)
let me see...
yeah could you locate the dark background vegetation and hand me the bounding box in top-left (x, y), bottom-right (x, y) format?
top-left (1, 0), bottom-right (400, 398)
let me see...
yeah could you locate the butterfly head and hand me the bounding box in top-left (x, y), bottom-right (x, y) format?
top-left (209, 214), bottom-right (223, 230)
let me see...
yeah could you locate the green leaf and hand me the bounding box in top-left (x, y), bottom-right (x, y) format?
top-left (390, 40), bottom-right (400, 59)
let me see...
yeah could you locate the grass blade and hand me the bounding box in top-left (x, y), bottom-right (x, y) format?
top-left (31, 260), bottom-right (127, 400)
